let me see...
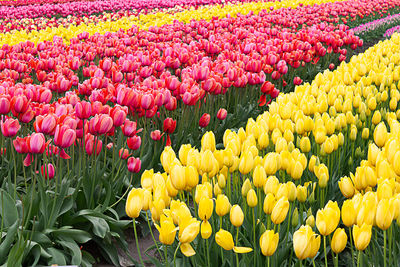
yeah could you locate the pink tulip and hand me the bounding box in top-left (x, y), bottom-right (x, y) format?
top-left (1, 118), bottom-right (20, 137)
top-left (127, 157), bottom-right (141, 173)
top-left (54, 125), bottom-right (76, 148)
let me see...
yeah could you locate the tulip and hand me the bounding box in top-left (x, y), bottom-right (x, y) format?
top-left (353, 223), bottom-right (372, 251)
top-left (217, 108), bottom-right (227, 120)
top-left (216, 194), bottom-right (230, 217)
top-left (127, 136), bottom-right (141, 151)
top-left (179, 220), bottom-right (200, 244)
top-left (127, 157), bottom-right (141, 173)
top-left (271, 196), bottom-right (289, 225)
top-left (376, 199), bottom-right (394, 230)
top-left (253, 165), bottom-right (266, 188)
top-left (260, 230), bottom-right (279, 256)
top-left (198, 198), bottom-right (213, 221)
top-left (316, 201), bottom-right (340, 236)
top-left (1, 118), bottom-right (20, 138)
top-left (199, 113), bottom-right (210, 128)
top-left (126, 188), bottom-right (143, 218)
top-left (374, 122), bottom-right (387, 147)
top-left (215, 229), bottom-right (252, 253)
top-left (341, 199), bottom-right (356, 227)
top-left (201, 131), bottom-right (216, 152)
top-left (27, 133), bottom-right (47, 154)
top-left (331, 228), bottom-right (347, 254)
top-left (163, 117), bottom-right (176, 134)
top-left (40, 163), bottom-right (55, 180)
top-left (293, 225), bottom-right (321, 260)
top-left (155, 214), bottom-right (177, 245)
top-left (230, 205), bottom-right (244, 227)
top-left (201, 220), bottom-right (212, 239)
top-left (54, 125), bottom-right (76, 148)
top-left (247, 189), bottom-right (258, 208)
top-left (150, 130), bottom-right (162, 141)
top-left (338, 176), bottom-right (355, 198)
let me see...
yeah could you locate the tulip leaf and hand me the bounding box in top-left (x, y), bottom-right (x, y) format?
top-left (56, 237), bottom-right (82, 265)
top-left (47, 247), bottom-right (67, 266)
top-left (0, 220), bottom-right (19, 263)
top-left (0, 189), bottom-right (18, 227)
top-left (84, 215), bottom-right (110, 238)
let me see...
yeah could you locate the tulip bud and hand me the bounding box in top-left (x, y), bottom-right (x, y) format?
top-left (241, 178), bottom-right (252, 197)
top-left (247, 189), bottom-right (258, 208)
top-left (297, 185), bottom-right (308, 203)
top-left (306, 215), bottom-right (315, 228)
top-left (374, 122), bottom-right (388, 147)
top-left (170, 165), bottom-right (186, 190)
top-left (259, 230), bottom-right (279, 257)
top-left (253, 165), bottom-right (267, 188)
top-left (216, 194), bottom-right (231, 217)
top-left (218, 174), bottom-right (226, 189)
top-left (271, 197), bottom-right (289, 225)
top-left (198, 198), bottom-right (214, 221)
top-left (353, 223), bottom-right (372, 251)
top-left (331, 228), bottom-right (347, 254)
top-left (201, 220), bottom-right (212, 239)
top-left (230, 205), bottom-right (244, 227)
top-left (292, 208), bottom-right (299, 228)
top-left (339, 176), bottom-right (355, 198)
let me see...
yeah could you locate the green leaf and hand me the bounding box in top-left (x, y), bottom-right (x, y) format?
top-left (56, 237), bottom-right (82, 265)
top-left (0, 189), bottom-right (18, 227)
top-left (84, 215), bottom-right (110, 238)
top-left (94, 237), bottom-right (121, 267)
top-left (50, 228), bottom-right (91, 244)
top-left (0, 220), bottom-right (18, 264)
top-left (47, 247), bottom-right (67, 266)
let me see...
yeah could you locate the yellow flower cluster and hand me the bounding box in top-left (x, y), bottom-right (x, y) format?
top-left (0, 0), bottom-right (343, 46)
top-left (124, 33), bottom-right (400, 265)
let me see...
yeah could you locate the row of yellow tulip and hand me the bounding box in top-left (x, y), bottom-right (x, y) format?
top-left (0, 0), bottom-right (343, 47)
top-left (125, 33), bottom-right (400, 266)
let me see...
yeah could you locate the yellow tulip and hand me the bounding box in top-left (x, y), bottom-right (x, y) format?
top-left (306, 215), bottom-right (315, 228)
top-left (376, 198), bottom-right (394, 230)
top-left (338, 176), bottom-right (355, 198)
top-left (271, 197), bottom-right (289, 225)
top-left (126, 188), bottom-right (143, 218)
top-left (353, 223), bottom-right (372, 251)
top-left (331, 228), bottom-right (347, 254)
top-left (198, 198), bottom-right (214, 221)
top-left (180, 243), bottom-right (196, 257)
top-left (230, 205), bottom-right (244, 227)
top-left (247, 189), bottom-right (258, 208)
top-left (155, 214), bottom-right (177, 245)
top-left (316, 201), bottom-right (340, 236)
top-left (216, 194), bottom-right (231, 217)
top-left (253, 165), bottom-right (267, 188)
top-left (264, 176), bottom-right (279, 195)
top-left (179, 220), bottom-right (200, 244)
top-left (215, 229), bottom-right (253, 253)
top-left (341, 199), bottom-right (356, 227)
top-left (293, 225), bottom-right (321, 260)
top-left (141, 169), bottom-right (154, 190)
top-left (297, 185), bottom-right (308, 203)
top-left (374, 122), bottom-right (388, 147)
top-left (170, 165), bottom-right (186, 190)
top-left (241, 178), bottom-right (252, 197)
top-left (263, 193), bottom-right (276, 215)
top-left (201, 131), bottom-right (216, 152)
top-left (259, 230), bottom-right (279, 256)
top-left (201, 220), bottom-right (212, 239)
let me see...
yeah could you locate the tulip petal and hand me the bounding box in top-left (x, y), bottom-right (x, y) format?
top-left (180, 243), bottom-right (196, 257)
top-left (233, 246), bottom-right (253, 253)
top-left (59, 149), bottom-right (71, 159)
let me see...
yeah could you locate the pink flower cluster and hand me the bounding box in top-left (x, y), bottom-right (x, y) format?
top-left (384, 24), bottom-right (400, 37)
top-left (351, 12), bottom-right (400, 34)
top-left (0, 0), bottom-right (254, 19)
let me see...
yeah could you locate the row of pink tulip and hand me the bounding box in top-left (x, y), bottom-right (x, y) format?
top-left (0, 0), bottom-right (257, 19)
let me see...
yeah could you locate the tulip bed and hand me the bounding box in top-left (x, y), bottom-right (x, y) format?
top-left (1, 0), bottom-right (400, 266)
top-left (127, 33), bottom-right (400, 267)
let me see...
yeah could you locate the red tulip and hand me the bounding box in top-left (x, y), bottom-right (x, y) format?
top-left (119, 148), bottom-right (130, 159)
top-left (150, 130), bottom-right (162, 141)
top-left (88, 114), bottom-right (113, 135)
top-left (199, 113), bottom-right (210, 128)
top-left (34, 114), bottom-right (57, 135)
top-left (54, 125), bottom-right (76, 148)
top-left (41, 163), bottom-right (55, 180)
top-left (1, 118), bottom-right (20, 137)
top-left (13, 136), bottom-right (29, 154)
top-left (127, 136), bottom-right (141, 151)
top-left (127, 157), bottom-right (141, 173)
top-left (27, 133), bottom-right (47, 154)
top-left (163, 117), bottom-right (176, 134)
top-left (217, 108), bottom-right (227, 120)
top-left (293, 76), bottom-right (303, 85)
top-left (121, 120), bottom-right (138, 137)
top-left (85, 134), bottom-right (102, 156)
top-left (75, 101), bottom-right (92, 119)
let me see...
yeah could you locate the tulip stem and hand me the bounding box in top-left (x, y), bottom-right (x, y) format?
top-left (357, 250), bottom-right (362, 267)
top-left (236, 228), bottom-right (239, 267)
top-left (220, 217), bottom-right (224, 262)
top-left (133, 220), bottom-right (145, 267)
top-left (334, 254), bottom-right (338, 267)
top-left (348, 229), bottom-right (355, 267)
top-left (252, 209), bottom-right (256, 265)
top-left (164, 246), bottom-right (169, 267)
top-left (384, 230), bottom-right (387, 267)
top-left (206, 238), bottom-right (211, 267)
top-left (389, 225), bottom-right (392, 265)
top-left (299, 260), bottom-right (302, 267)
top-left (267, 256), bottom-right (270, 267)
top-left (173, 242), bottom-right (180, 267)
top-left (146, 212), bottom-right (163, 261)
top-left (323, 235), bottom-right (328, 267)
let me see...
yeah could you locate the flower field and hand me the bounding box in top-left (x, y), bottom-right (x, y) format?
top-left (1, 0), bottom-right (400, 266)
